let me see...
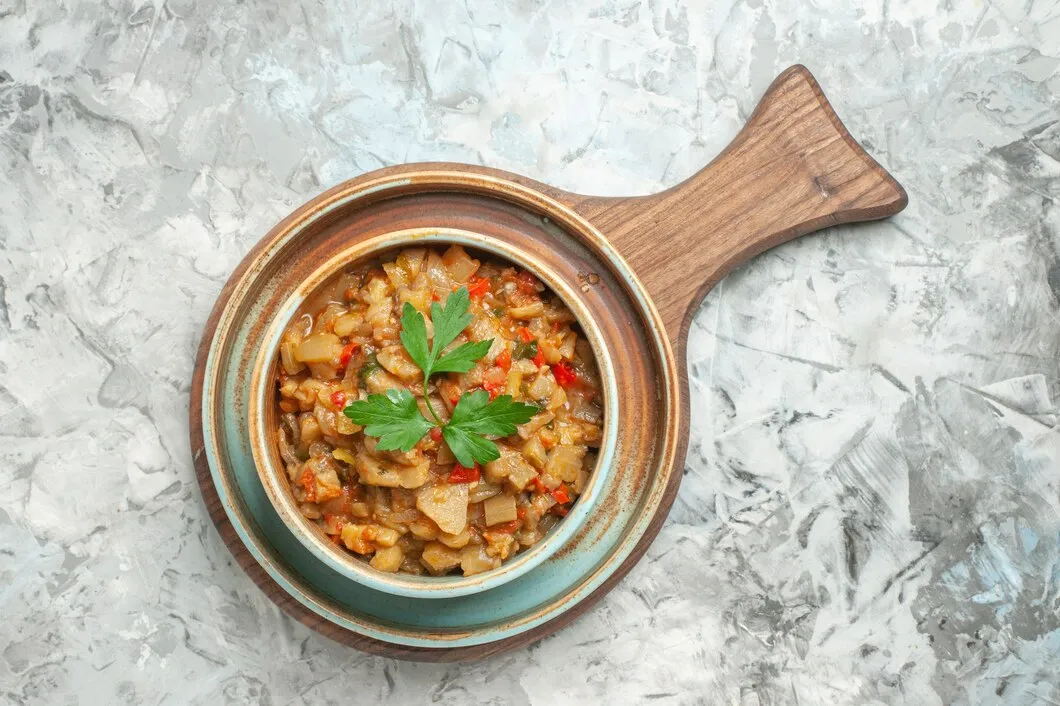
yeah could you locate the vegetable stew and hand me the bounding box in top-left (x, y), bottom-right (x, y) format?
top-left (273, 245), bottom-right (604, 577)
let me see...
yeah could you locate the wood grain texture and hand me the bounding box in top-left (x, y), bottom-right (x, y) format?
top-left (190, 64), bottom-right (907, 661)
top-left (559, 65), bottom-right (908, 349)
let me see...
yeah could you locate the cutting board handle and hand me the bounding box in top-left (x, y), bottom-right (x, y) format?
top-left (561, 65), bottom-right (907, 349)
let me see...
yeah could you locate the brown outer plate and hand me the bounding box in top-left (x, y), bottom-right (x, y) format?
top-left (190, 65), bottom-right (908, 660)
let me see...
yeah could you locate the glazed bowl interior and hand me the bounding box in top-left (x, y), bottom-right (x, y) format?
top-left (248, 228), bottom-right (619, 598)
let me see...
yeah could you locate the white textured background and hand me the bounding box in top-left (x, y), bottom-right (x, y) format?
top-left (2, 1), bottom-right (1059, 704)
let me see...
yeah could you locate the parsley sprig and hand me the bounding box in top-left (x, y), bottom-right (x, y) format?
top-left (343, 286), bottom-right (539, 466)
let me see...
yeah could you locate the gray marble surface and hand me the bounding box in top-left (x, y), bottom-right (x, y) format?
top-left (2, 0), bottom-right (1059, 704)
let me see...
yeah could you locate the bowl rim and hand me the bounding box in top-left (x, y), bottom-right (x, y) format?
top-left (247, 227), bottom-right (620, 598)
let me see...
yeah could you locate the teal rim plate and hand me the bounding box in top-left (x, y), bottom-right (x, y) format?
top-left (191, 167), bottom-right (681, 655)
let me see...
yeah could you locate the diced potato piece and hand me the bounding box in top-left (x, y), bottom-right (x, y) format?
top-left (484, 445), bottom-right (536, 486)
top-left (299, 415), bottom-right (322, 444)
top-left (365, 368), bottom-right (405, 395)
top-left (522, 436), bottom-right (548, 469)
top-left (483, 494), bottom-right (517, 526)
top-left (545, 444), bottom-right (586, 483)
top-left (398, 248), bottom-right (427, 279)
top-left (278, 377), bottom-right (300, 399)
top-left (280, 332), bottom-right (306, 375)
top-left (303, 455), bottom-right (343, 502)
top-left (530, 491), bottom-right (557, 519)
top-left (364, 275), bottom-right (389, 301)
top-left (558, 332), bottom-right (577, 359)
top-left (424, 251), bottom-right (450, 289)
top-left (365, 298), bottom-right (392, 328)
top-left (333, 414), bottom-right (361, 435)
top-left (538, 338), bottom-right (563, 365)
top-left (415, 483), bottom-right (469, 534)
top-left (332, 313), bottom-right (360, 337)
top-left (356, 455), bottom-right (430, 489)
top-left (382, 261), bottom-right (410, 290)
top-left (460, 543), bottom-right (501, 576)
top-left (482, 531), bottom-right (516, 559)
top-left (420, 541), bottom-right (462, 573)
top-left (398, 286), bottom-right (430, 315)
top-left (441, 245), bottom-right (480, 282)
top-left (341, 524), bottom-right (373, 554)
top-left (376, 345), bottom-right (422, 382)
top-left (350, 502), bottom-right (370, 518)
top-left (438, 528), bottom-right (471, 549)
top-left (409, 518), bottom-right (440, 540)
top-left (506, 369), bottom-right (524, 398)
top-left (512, 359), bottom-right (538, 375)
top-left (547, 385), bottom-right (568, 412)
top-left (506, 461), bottom-right (538, 491)
top-left (372, 526), bottom-right (402, 548)
top-left (564, 420), bottom-right (601, 446)
top-left (527, 372), bottom-right (555, 401)
top-left (508, 302), bottom-right (545, 319)
top-left (363, 278), bottom-right (392, 325)
top-left (370, 545), bottom-right (403, 573)
top-left (467, 315), bottom-right (498, 343)
top-left (296, 332), bottom-right (341, 363)
top-left (574, 469), bottom-right (590, 494)
top-left (518, 412), bottom-right (554, 439)
top-left (295, 378), bottom-right (327, 408)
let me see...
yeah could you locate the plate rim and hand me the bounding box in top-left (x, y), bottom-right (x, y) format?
top-left (189, 164), bottom-right (688, 660)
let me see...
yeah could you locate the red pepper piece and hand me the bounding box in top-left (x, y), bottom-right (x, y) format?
top-left (482, 380), bottom-right (504, 400)
top-left (551, 485), bottom-right (571, 504)
top-left (495, 348), bottom-right (512, 371)
top-left (467, 275), bottom-right (490, 300)
top-left (488, 520), bottom-right (521, 533)
top-left (551, 361), bottom-right (578, 387)
top-left (448, 463), bottom-right (480, 484)
top-left (300, 467), bottom-right (317, 503)
top-left (338, 342), bottom-right (359, 369)
top-left (517, 326), bottom-right (533, 343)
top-left (531, 348), bottom-right (546, 367)
top-left (330, 390), bottom-right (347, 410)
top-left (429, 427), bottom-right (443, 442)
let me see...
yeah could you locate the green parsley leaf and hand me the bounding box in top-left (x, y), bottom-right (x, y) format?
top-left (343, 389), bottom-right (434, 451)
top-left (398, 303), bottom-right (430, 374)
top-left (449, 390), bottom-right (540, 435)
top-left (442, 424), bottom-right (501, 467)
top-left (430, 286), bottom-right (473, 356)
top-left (432, 339), bottom-right (493, 375)
top-left (441, 390), bottom-right (540, 465)
top-left (399, 289), bottom-right (491, 380)
top-left (355, 284), bottom-right (538, 464)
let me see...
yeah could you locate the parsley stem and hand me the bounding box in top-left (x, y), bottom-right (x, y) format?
top-left (421, 376), bottom-right (445, 427)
